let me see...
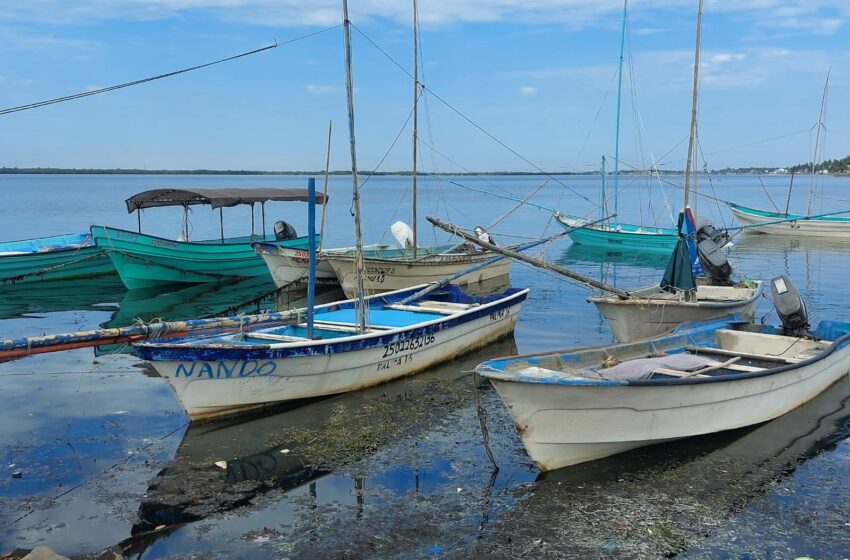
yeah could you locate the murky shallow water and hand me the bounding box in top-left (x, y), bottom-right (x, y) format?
top-left (2, 174), bottom-right (850, 558)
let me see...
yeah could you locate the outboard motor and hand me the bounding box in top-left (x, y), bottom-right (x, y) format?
top-left (474, 226), bottom-right (496, 246)
top-left (391, 221), bottom-right (415, 249)
top-left (273, 220), bottom-right (298, 241)
top-left (770, 275), bottom-right (809, 336)
top-left (696, 219), bottom-right (731, 248)
top-left (697, 238), bottom-right (732, 285)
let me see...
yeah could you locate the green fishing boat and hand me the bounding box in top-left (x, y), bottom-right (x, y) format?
top-left (92, 187), bottom-right (326, 289)
top-left (0, 232), bottom-right (115, 285)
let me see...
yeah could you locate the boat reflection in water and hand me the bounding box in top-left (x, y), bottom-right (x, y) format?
top-left (0, 275), bottom-right (126, 320)
top-left (122, 337), bottom-right (518, 553)
top-left (95, 277), bottom-right (343, 355)
top-left (482, 376), bottom-right (850, 557)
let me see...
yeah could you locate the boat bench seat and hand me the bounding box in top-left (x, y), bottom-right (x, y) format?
top-left (685, 345), bottom-right (801, 364)
top-left (246, 332), bottom-right (311, 343)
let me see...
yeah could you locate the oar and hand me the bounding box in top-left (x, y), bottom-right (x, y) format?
top-left (426, 216), bottom-right (631, 299)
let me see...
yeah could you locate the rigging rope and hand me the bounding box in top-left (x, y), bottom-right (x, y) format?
top-left (0, 26), bottom-right (340, 116)
top-left (349, 23), bottom-right (598, 207)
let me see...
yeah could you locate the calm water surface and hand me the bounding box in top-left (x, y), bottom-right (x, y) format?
top-left (1, 174), bottom-right (850, 557)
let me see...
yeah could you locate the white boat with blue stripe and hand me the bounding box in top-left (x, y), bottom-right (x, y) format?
top-left (134, 283), bottom-right (528, 420)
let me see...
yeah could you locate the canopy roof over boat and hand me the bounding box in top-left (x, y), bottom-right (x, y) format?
top-left (125, 188), bottom-right (328, 212)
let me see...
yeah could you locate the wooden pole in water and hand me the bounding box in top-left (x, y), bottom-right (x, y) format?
top-left (412, 0), bottom-right (419, 257)
top-left (219, 207), bottom-right (224, 243)
top-left (683, 0), bottom-right (703, 211)
top-left (320, 120), bottom-right (332, 251)
top-left (342, 0), bottom-right (368, 333)
top-left (427, 216), bottom-right (631, 298)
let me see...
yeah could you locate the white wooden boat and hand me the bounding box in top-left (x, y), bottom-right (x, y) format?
top-left (323, 245), bottom-right (511, 298)
top-left (252, 242), bottom-right (339, 287)
top-left (730, 204), bottom-right (850, 238)
top-left (477, 315), bottom-right (850, 471)
top-left (588, 281), bottom-right (762, 342)
top-left (134, 283), bottom-right (528, 420)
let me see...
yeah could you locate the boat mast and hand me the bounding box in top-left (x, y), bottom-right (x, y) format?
top-left (320, 119), bottom-right (332, 251)
top-left (613, 0), bottom-right (627, 221)
top-left (683, 0), bottom-right (703, 210)
top-left (807, 68), bottom-right (830, 216)
top-left (412, 0), bottom-right (419, 257)
top-left (342, 0), bottom-right (367, 333)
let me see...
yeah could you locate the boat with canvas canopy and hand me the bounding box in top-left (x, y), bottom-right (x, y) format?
top-left (477, 276), bottom-right (850, 470)
top-left (0, 232), bottom-right (114, 285)
top-left (91, 187), bottom-right (327, 289)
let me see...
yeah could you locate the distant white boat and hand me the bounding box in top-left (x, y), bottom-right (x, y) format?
top-left (253, 242), bottom-right (338, 287)
top-left (730, 204), bottom-right (850, 238)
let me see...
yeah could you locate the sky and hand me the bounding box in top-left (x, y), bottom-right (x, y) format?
top-left (0, 0), bottom-right (848, 173)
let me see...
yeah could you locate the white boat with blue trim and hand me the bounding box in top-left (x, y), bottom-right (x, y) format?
top-left (478, 288), bottom-right (850, 471)
top-left (134, 283), bottom-right (528, 420)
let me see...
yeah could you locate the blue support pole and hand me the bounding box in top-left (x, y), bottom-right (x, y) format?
top-left (307, 177), bottom-right (316, 339)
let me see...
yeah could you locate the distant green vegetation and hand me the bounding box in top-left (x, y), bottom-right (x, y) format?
top-left (1, 156), bottom-right (848, 176)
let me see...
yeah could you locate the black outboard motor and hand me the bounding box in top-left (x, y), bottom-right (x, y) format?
top-left (273, 220), bottom-right (298, 241)
top-left (696, 219), bottom-right (731, 248)
top-left (697, 238), bottom-right (732, 285)
top-left (770, 275), bottom-right (809, 337)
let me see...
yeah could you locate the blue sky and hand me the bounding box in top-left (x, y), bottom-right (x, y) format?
top-left (0, 0), bottom-right (848, 172)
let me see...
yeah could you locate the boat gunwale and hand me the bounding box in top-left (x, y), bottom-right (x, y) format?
top-left (90, 225), bottom-right (314, 250)
top-left (730, 203), bottom-right (850, 224)
top-left (134, 285), bottom-right (529, 359)
top-left (478, 319), bottom-right (850, 388)
top-left (556, 213), bottom-right (677, 237)
top-left (586, 280), bottom-right (763, 309)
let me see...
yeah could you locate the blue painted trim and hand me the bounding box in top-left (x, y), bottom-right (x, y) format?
top-left (134, 285), bottom-right (528, 362)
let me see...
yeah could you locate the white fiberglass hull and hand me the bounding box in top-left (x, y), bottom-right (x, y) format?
top-left (256, 245), bottom-right (338, 287)
top-left (589, 282), bottom-right (762, 343)
top-left (487, 342), bottom-right (850, 471)
top-left (325, 253), bottom-right (511, 298)
top-left (147, 294), bottom-right (525, 421)
top-left (731, 206), bottom-right (850, 238)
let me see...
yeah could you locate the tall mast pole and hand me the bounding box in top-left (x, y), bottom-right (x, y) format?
top-left (342, 0), bottom-right (367, 333)
top-left (412, 0), bottom-right (419, 257)
top-left (613, 0), bottom-right (627, 221)
top-left (807, 67), bottom-right (830, 216)
top-left (683, 0), bottom-right (703, 210)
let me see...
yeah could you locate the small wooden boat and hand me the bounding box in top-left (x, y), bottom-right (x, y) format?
top-left (589, 280), bottom-right (762, 342)
top-left (323, 244), bottom-right (511, 298)
top-left (134, 283), bottom-right (528, 420)
top-left (477, 314), bottom-right (850, 471)
top-left (92, 187), bottom-right (327, 289)
top-left (0, 232), bottom-right (114, 285)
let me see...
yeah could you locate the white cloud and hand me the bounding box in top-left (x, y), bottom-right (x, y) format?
top-left (305, 83), bottom-right (341, 94)
top-left (0, 0), bottom-right (845, 36)
top-left (519, 85), bottom-right (538, 96)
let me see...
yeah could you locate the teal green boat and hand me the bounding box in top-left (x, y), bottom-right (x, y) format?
top-left (555, 213), bottom-right (679, 252)
top-left (0, 232), bottom-right (115, 285)
top-left (92, 187), bottom-right (327, 289)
